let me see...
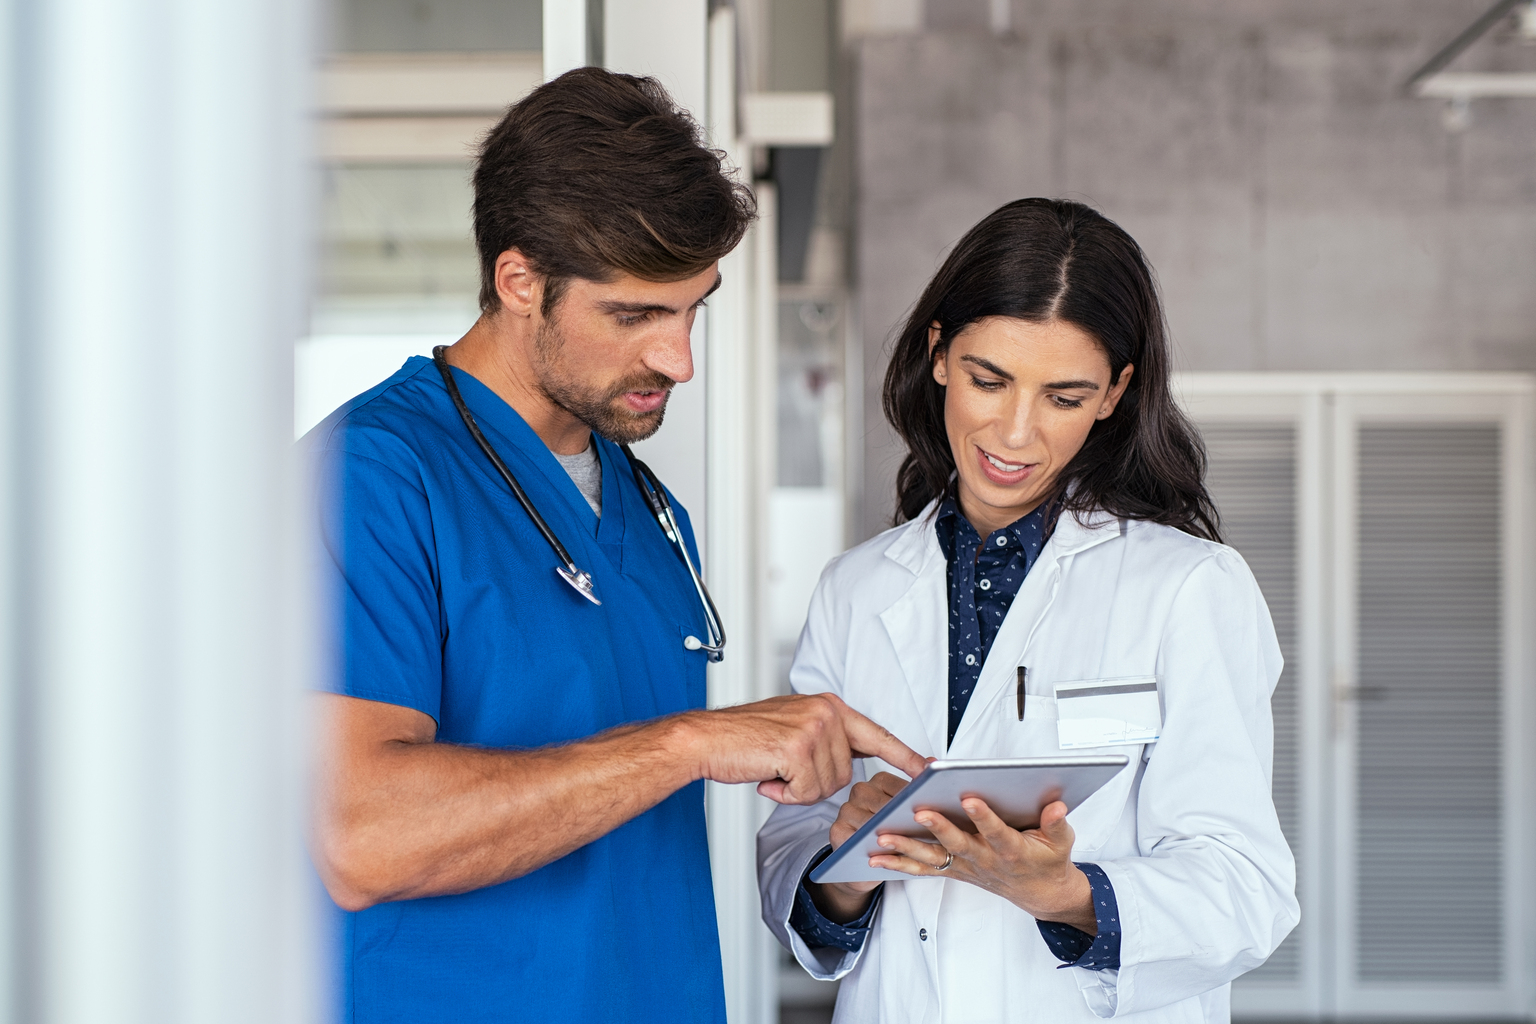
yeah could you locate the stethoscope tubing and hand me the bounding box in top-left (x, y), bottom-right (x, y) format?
top-left (432, 346), bottom-right (725, 659)
top-left (433, 346), bottom-right (600, 605)
top-left (622, 448), bottom-right (727, 660)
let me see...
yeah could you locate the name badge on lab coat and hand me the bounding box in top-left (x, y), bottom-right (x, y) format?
top-left (1053, 677), bottom-right (1161, 748)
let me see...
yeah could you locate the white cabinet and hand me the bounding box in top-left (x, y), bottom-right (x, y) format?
top-left (1178, 374), bottom-right (1534, 1020)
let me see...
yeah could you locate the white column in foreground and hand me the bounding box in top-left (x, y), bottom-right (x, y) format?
top-left (5, 0), bottom-right (316, 1020)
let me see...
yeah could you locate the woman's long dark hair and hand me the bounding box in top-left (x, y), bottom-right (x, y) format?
top-left (882, 198), bottom-right (1220, 541)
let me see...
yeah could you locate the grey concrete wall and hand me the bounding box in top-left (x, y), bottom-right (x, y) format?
top-left (852, 0), bottom-right (1536, 539)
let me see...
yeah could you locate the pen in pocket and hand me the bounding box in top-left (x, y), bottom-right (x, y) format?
top-left (1016, 666), bottom-right (1027, 721)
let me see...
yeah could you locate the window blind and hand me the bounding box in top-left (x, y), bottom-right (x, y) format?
top-left (1354, 425), bottom-right (1503, 982)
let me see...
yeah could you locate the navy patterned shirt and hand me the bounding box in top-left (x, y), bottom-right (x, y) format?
top-left (787, 845), bottom-right (884, 951)
top-left (933, 496), bottom-right (1047, 745)
top-left (1038, 862), bottom-right (1123, 970)
top-left (789, 497), bottom-right (1122, 970)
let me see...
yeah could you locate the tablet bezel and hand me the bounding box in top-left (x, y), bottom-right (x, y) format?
top-left (808, 755), bottom-right (1130, 885)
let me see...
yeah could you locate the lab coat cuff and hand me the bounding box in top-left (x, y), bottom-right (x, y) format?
top-left (1068, 859), bottom-right (1138, 1017)
top-left (1070, 965), bottom-right (1120, 1018)
top-left (780, 837), bottom-right (869, 981)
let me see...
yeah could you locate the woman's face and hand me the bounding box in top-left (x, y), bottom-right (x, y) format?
top-left (931, 316), bottom-right (1132, 537)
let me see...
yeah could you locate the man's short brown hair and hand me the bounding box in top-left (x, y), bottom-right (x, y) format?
top-left (473, 67), bottom-right (756, 315)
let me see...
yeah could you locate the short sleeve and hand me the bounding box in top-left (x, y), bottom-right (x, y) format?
top-left (313, 445), bottom-right (444, 722)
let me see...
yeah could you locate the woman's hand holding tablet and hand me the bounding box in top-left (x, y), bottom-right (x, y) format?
top-left (806, 756), bottom-right (1125, 931)
top-left (874, 794), bottom-right (1098, 933)
top-left (805, 771), bottom-right (910, 923)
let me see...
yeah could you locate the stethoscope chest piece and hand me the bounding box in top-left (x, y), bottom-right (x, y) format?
top-left (556, 565), bottom-right (601, 605)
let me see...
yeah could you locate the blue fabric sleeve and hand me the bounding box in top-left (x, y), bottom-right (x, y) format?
top-left (788, 846), bottom-right (883, 952)
top-left (314, 445), bottom-right (444, 723)
top-left (1036, 862), bottom-right (1121, 971)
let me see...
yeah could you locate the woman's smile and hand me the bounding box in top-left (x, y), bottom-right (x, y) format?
top-left (975, 444), bottom-right (1036, 486)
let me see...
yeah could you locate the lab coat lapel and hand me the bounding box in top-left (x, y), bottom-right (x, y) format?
top-left (948, 510), bottom-right (1125, 754)
top-left (868, 511), bottom-right (952, 957)
top-left (876, 510), bottom-right (949, 759)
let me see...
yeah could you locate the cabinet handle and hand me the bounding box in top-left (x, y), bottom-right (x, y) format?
top-left (1337, 685), bottom-right (1390, 702)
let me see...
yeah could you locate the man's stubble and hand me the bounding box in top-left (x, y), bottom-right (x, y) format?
top-left (531, 312), bottom-right (673, 444)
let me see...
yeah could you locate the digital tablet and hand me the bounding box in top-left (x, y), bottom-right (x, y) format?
top-left (809, 755), bottom-right (1130, 885)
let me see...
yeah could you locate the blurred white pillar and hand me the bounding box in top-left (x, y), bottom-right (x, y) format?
top-left (702, 8), bottom-right (779, 1024)
top-left (606, 0), bottom-right (711, 531)
top-left (3, 0), bottom-right (316, 1021)
top-left (542, 0), bottom-right (590, 81)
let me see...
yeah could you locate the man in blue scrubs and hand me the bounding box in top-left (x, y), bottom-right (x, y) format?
top-left (305, 69), bottom-right (924, 1024)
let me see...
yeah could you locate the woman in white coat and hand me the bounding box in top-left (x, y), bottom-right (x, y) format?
top-left (757, 199), bottom-right (1299, 1024)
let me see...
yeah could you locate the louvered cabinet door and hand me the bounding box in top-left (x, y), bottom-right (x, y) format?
top-left (1179, 386), bottom-right (1328, 1019)
top-left (1331, 392), bottom-right (1532, 1017)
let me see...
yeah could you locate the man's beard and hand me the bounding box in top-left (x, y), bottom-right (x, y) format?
top-left (531, 315), bottom-right (673, 444)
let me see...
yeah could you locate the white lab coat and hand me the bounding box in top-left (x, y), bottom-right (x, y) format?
top-left (758, 503), bottom-right (1300, 1023)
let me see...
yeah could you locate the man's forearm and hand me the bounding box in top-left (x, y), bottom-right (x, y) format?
top-left (317, 715), bottom-right (701, 911)
top-left (313, 690), bottom-right (926, 912)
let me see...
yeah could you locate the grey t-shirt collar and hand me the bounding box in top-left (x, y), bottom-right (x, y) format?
top-left (552, 438), bottom-right (602, 517)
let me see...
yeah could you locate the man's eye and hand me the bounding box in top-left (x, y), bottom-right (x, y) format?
top-left (617, 313), bottom-right (649, 326)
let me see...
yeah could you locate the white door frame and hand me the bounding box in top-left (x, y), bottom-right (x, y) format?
top-left (1176, 372), bottom-right (1535, 1021)
top-left (1330, 384), bottom-right (1532, 1018)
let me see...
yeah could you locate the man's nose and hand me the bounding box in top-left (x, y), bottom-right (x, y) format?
top-left (646, 320), bottom-right (695, 384)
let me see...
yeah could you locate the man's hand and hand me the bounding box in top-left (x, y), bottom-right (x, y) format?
top-left (870, 797), bottom-right (1097, 933)
top-left (681, 694), bottom-right (926, 805)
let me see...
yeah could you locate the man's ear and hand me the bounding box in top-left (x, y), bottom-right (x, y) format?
top-left (928, 321), bottom-right (948, 386)
top-left (493, 248), bottom-right (540, 318)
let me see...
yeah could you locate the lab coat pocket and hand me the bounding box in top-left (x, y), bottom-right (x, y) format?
top-left (993, 692), bottom-right (1059, 758)
top-left (989, 687), bottom-right (1135, 855)
top-left (1064, 750), bottom-right (1139, 855)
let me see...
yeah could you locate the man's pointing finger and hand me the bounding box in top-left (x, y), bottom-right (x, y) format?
top-left (839, 708), bottom-right (928, 781)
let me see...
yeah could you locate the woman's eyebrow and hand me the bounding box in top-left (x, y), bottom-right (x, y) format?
top-left (959, 354), bottom-right (1014, 380)
top-left (1044, 378), bottom-right (1101, 391)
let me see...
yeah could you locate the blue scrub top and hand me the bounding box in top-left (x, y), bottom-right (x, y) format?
top-left (304, 356), bottom-right (726, 1024)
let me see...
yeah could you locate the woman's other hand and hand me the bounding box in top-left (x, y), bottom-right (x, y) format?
top-left (871, 797), bottom-right (1097, 934)
top-left (807, 771), bottom-right (911, 921)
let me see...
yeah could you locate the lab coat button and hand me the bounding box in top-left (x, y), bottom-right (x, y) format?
top-left (919, 928), bottom-right (928, 941)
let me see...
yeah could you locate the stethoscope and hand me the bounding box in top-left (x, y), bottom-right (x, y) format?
top-left (433, 346), bottom-right (726, 662)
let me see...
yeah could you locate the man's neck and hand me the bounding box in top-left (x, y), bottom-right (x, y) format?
top-left (444, 314), bottom-right (592, 456)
